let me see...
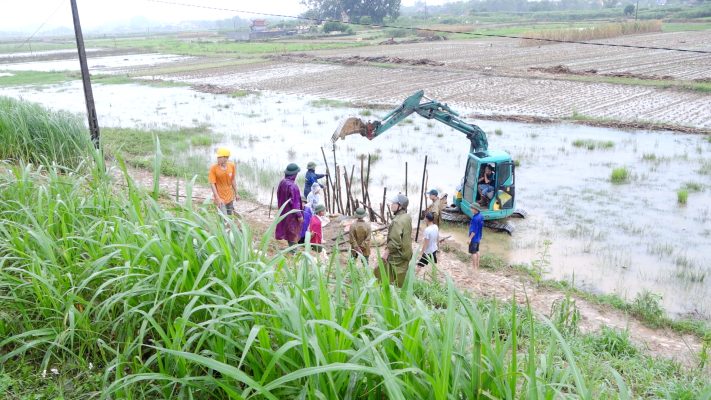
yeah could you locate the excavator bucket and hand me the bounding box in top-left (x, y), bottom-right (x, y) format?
top-left (331, 116), bottom-right (368, 143)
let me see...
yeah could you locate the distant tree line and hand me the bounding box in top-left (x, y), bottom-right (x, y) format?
top-left (403, 0), bottom-right (710, 15)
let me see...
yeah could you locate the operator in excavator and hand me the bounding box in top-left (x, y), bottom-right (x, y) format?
top-left (376, 193), bottom-right (412, 288)
top-left (478, 163), bottom-right (496, 206)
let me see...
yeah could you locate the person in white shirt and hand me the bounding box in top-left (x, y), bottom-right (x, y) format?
top-left (418, 212), bottom-right (439, 267)
top-left (306, 182), bottom-right (323, 211)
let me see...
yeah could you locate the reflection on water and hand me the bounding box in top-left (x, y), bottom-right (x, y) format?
top-left (2, 81), bottom-right (709, 321)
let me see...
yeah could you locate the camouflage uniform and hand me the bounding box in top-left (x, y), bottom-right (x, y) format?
top-left (424, 197), bottom-right (442, 226)
top-left (377, 209), bottom-right (412, 287)
top-left (349, 220), bottom-right (372, 258)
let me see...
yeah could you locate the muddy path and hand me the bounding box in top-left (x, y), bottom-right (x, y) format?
top-left (121, 166), bottom-right (708, 373)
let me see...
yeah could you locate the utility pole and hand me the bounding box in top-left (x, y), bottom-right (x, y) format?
top-left (70, 0), bottom-right (100, 149)
top-left (635, 0), bottom-right (639, 21)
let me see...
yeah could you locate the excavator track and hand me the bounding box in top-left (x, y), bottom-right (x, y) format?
top-left (441, 206), bottom-right (470, 223)
top-left (511, 209), bottom-right (528, 219)
top-left (441, 206), bottom-right (516, 235)
top-left (484, 220), bottom-right (515, 235)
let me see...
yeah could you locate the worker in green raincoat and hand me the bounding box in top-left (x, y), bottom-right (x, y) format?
top-left (375, 193), bottom-right (412, 287)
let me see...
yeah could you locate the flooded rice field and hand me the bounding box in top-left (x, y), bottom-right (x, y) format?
top-left (2, 70), bottom-right (710, 321)
top-left (0, 53), bottom-right (191, 74)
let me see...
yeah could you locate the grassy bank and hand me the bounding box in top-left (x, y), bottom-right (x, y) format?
top-left (0, 96), bottom-right (93, 169)
top-left (86, 37), bottom-right (367, 56)
top-left (1, 160), bottom-right (710, 398)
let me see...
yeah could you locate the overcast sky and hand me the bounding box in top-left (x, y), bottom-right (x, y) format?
top-left (1, 0), bottom-right (453, 32)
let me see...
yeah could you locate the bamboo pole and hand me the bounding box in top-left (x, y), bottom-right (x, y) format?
top-left (415, 155), bottom-right (428, 242)
top-left (343, 169), bottom-right (351, 215)
top-left (348, 165), bottom-right (356, 213)
top-left (405, 161), bottom-right (408, 197)
top-left (360, 157), bottom-right (366, 205)
top-left (268, 186), bottom-right (275, 218)
top-left (320, 146), bottom-right (336, 213)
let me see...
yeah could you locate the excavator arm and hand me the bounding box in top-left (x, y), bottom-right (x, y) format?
top-left (332, 90), bottom-right (488, 153)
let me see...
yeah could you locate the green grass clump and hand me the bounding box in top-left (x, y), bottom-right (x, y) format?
top-left (587, 327), bottom-right (638, 358)
top-left (630, 290), bottom-right (665, 327)
top-left (0, 96), bottom-right (92, 168)
top-left (677, 189), bottom-right (688, 204)
top-left (610, 167), bottom-right (630, 184)
top-left (699, 160), bottom-right (711, 175)
top-left (572, 139), bottom-right (615, 150)
top-left (682, 182), bottom-right (703, 192)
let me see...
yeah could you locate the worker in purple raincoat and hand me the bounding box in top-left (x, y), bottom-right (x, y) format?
top-left (276, 163), bottom-right (303, 246)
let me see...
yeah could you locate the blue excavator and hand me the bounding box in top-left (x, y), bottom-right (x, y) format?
top-left (331, 90), bottom-right (526, 234)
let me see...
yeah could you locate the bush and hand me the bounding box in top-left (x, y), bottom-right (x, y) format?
top-left (590, 327), bottom-right (637, 358)
top-left (358, 15), bottom-right (372, 25)
top-left (384, 28), bottom-right (410, 38)
top-left (323, 21), bottom-right (350, 33)
top-left (610, 167), bottom-right (630, 184)
top-left (631, 290), bottom-right (665, 326)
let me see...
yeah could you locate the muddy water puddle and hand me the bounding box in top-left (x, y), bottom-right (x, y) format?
top-left (2, 81), bottom-right (710, 320)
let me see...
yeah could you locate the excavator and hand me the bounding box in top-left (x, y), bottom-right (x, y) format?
top-left (331, 90), bottom-right (526, 234)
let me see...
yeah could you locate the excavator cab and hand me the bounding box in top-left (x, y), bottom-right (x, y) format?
top-left (457, 151), bottom-right (516, 219)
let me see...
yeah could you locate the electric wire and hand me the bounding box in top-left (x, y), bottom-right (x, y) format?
top-left (11, 0), bottom-right (68, 52)
top-left (146, 0), bottom-right (711, 55)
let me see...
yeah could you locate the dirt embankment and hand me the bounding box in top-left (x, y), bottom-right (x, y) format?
top-left (530, 64), bottom-right (677, 81)
top-left (123, 166), bottom-right (709, 373)
top-left (467, 112), bottom-right (711, 134)
top-left (269, 53), bottom-right (446, 67)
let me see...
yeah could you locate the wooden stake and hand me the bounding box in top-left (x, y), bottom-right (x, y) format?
top-left (381, 187), bottom-right (387, 222)
top-left (268, 186), bottom-right (275, 218)
top-left (405, 161), bottom-right (408, 197)
top-left (320, 146), bottom-right (336, 213)
top-left (415, 155), bottom-right (428, 242)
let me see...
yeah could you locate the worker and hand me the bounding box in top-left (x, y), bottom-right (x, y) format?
top-left (306, 182), bottom-right (323, 211)
top-left (423, 189), bottom-right (442, 225)
top-left (276, 163), bottom-right (303, 247)
top-left (478, 163), bottom-right (496, 206)
top-left (417, 212), bottom-right (439, 268)
top-left (376, 193), bottom-right (412, 287)
top-left (298, 197), bottom-right (313, 245)
top-left (304, 161), bottom-right (326, 198)
top-left (309, 204), bottom-right (326, 253)
top-left (468, 203), bottom-right (484, 271)
top-left (349, 207), bottom-right (371, 259)
top-left (208, 147), bottom-right (239, 216)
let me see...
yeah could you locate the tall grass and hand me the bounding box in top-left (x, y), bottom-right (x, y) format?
top-left (0, 158), bottom-right (634, 399)
top-left (0, 96), bottom-right (93, 169)
top-left (521, 20), bottom-right (662, 46)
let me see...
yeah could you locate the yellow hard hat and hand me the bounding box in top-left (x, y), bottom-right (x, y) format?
top-left (216, 147), bottom-right (230, 158)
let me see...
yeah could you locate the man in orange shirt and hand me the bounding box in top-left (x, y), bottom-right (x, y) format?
top-left (208, 147), bottom-right (239, 215)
